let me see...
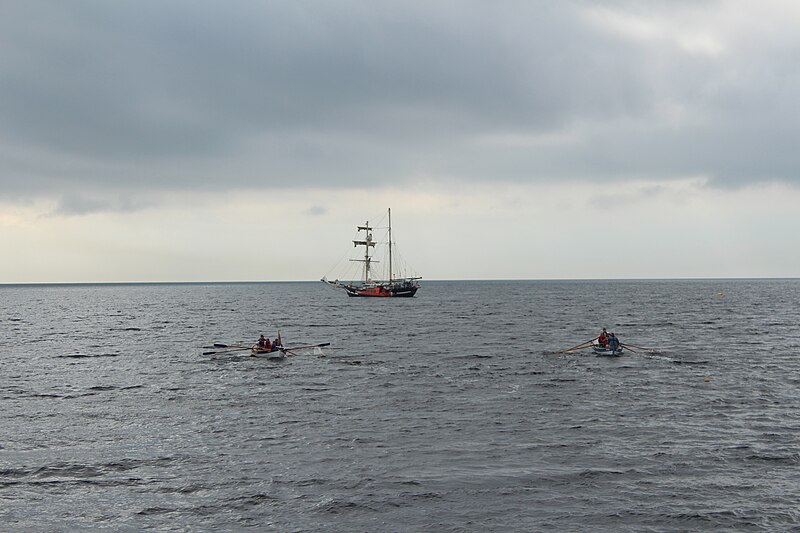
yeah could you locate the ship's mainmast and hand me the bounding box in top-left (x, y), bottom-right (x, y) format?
top-left (388, 208), bottom-right (393, 283)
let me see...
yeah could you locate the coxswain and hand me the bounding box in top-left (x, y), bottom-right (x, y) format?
top-left (598, 328), bottom-right (609, 347)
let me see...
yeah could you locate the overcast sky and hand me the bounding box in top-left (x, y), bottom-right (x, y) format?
top-left (2, 0), bottom-right (799, 282)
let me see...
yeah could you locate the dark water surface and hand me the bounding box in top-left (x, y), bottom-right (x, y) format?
top-left (2, 280), bottom-right (800, 531)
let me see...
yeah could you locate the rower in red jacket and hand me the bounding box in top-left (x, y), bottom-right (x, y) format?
top-left (598, 328), bottom-right (609, 347)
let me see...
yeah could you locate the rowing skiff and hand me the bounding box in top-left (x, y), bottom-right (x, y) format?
top-left (592, 340), bottom-right (624, 356)
top-left (251, 347), bottom-right (286, 360)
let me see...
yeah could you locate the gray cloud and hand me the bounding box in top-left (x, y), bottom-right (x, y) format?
top-left (2, 0), bottom-right (799, 199)
top-left (49, 193), bottom-right (155, 216)
top-left (305, 205), bottom-right (327, 216)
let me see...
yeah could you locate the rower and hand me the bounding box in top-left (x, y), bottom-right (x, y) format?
top-left (608, 333), bottom-right (619, 351)
top-left (598, 328), bottom-right (609, 347)
top-left (257, 335), bottom-right (270, 349)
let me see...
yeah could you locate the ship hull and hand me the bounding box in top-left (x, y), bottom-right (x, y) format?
top-left (344, 284), bottom-right (418, 297)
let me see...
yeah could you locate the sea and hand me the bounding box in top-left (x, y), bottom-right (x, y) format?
top-left (2, 279), bottom-right (799, 532)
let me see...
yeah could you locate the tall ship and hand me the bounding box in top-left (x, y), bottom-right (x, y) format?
top-left (322, 208), bottom-right (421, 297)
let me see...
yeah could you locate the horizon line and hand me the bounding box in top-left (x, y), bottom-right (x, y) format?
top-left (2, 276), bottom-right (799, 287)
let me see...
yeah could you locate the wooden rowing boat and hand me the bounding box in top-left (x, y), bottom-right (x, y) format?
top-left (251, 347), bottom-right (286, 360)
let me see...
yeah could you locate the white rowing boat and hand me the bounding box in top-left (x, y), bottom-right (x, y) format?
top-left (203, 341), bottom-right (330, 359)
top-left (591, 339), bottom-right (624, 356)
top-left (251, 347), bottom-right (286, 360)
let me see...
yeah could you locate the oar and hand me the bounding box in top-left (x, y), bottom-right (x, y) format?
top-left (622, 342), bottom-right (656, 351)
top-left (282, 342), bottom-right (330, 351)
top-left (619, 343), bottom-right (638, 354)
top-left (622, 343), bottom-right (661, 354)
top-left (212, 343), bottom-right (253, 349)
top-left (620, 343), bottom-right (660, 355)
top-left (558, 338), bottom-right (597, 354)
top-left (202, 346), bottom-right (253, 356)
top-left (282, 342), bottom-right (331, 356)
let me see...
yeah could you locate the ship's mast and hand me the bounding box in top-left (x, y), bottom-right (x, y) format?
top-left (388, 208), bottom-right (393, 283)
top-left (351, 222), bottom-right (376, 284)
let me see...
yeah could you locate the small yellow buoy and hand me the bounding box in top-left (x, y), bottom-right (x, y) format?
top-left (704, 377), bottom-right (711, 382)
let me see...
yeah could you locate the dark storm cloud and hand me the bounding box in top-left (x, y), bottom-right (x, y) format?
top-left (1, 0), bottom-right (799, 199)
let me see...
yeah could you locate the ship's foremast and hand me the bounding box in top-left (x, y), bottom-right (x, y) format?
top-left (351, 222), bottom-right (377, 285)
